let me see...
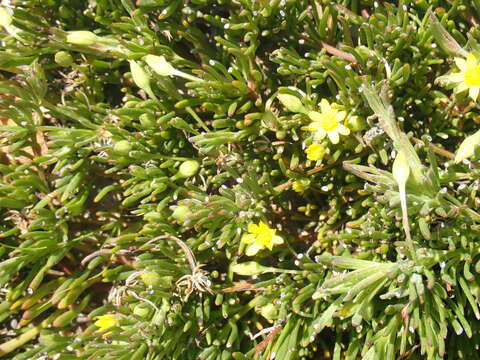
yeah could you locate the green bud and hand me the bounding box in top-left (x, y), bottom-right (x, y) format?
top-left (347, 115), bottom-right (367, 132)
top-left (392, 150), bottom-right (410, 186)
top-left (139, 113), bottom-right (155, 128)
top-left (129, 60), bottom-right (151, 90)
top-left (113, 140), bottom-right (132, 155)
top-left (171, 205), bottom-right (191, 223)
top-left (178, 160), bottom-right (200, 178)
top-left (454, 129), bottom-right (480, 163)
top-left (277, 93), bottom-right (305, 113)
top-left (133, 304), bottom-right (151, 318)
top-left (140, 271), bottom-right (162, 286)
top-left (0, 7), bottom-right (12, 28)
top-left (54, 51), bottom-right (73, 67)
top-left (144, 54), bottom-right (175, 76)
top-left (66, 31), bottom-right (98, 46)
top-left (232, 262), bottom-right (271, 276)
top-left (260, 303), bottom-right (277, 322)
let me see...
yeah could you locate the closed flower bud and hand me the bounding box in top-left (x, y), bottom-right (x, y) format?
top-left (113, 140), bottom-right (132, 155)
top-left (347, 115), bottom-right (367, 132)
top-left (133, 304), bottom-right (151, 318)
top-left (392, 150), bottom-right (410, 186)
top-left (171, 205), bottom-right (191, 223)
top-left (144, 54), bottom-right (175, 76)
top-left (66, 31), bottom-right (98, 46)
top-left (54, 51), bottom-right (73, 67)
top-left (140, 271), bottom-right (162, 286)
top-left (232, 262), bottom-right (271, 276)
top-left (0, 7), bottom-right (12, 28)
top-left (260, 303), bottom-right (277, 322)
top-left (277, 93), bottom-right (306, 113)
top-left (129, 60), bottom-right (151, 91)
top-left (178, 160), bottom-right (200, 178)
top-left (454, 129), bottom-right (480, 163)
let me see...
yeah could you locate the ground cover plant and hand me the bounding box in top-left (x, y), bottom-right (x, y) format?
top-left (2, 0), bottom-right (480, 359)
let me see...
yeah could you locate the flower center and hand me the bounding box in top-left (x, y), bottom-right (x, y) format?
top-left (465, 64), bottom-right (480, 86)
top-left (319, 112), bottom-right (339, 132)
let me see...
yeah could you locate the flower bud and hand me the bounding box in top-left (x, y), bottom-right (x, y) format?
top-left (129, 60), bottom-right (151, 91)
top-left (277, 93), bottom-right (305, 113)
top-left (66, 31), bottom-right (98, 46)
top-left (454, 129), bottom-right (480, 163)
top-left (178, 160), bottom-right (200, 178)
top-left (113, 140), bottom-right (132, 155)
top-left (171, 205), bottom-right (191, 223)
top-left (54, 51), bottom-right (73, 67)
top-left (231, 262), bottom-right (271, 276)
top-left (140, 271), bottom-right (172, 287)
top-left (144, 54), bottom-right (175, 76)
top-left (0, 7), bottom-right (12, 28)
top-left (260, 303), bottom-right (277, 322)
top-left (347, 115), bottom-right (367, 132)
top-left (133, 304), bottom-right (151, 318)
top-left (392, 150), bottom-right (410, 186)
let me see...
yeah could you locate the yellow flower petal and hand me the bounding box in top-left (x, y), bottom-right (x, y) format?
top-left (447, 72), bottom-right (464, 83)
top-left (454, 57), bottom-right (467, 72)
top-left (337, 123), bottom-right (350, 136)
top-left (470, 86), bottom-right (480, 101)
top-left (241, 233), bottom-right (257, 244)
top-left (246, 243), bottom-right (264, 256)
top-left (328, 130), bottom-right (340, 144)
top-left (272, 235), bottom-right (284, 245)
top-left (313, 129), bottom-right (327, 140)
top-left (467, 53), bottom-right (477, 68)
top-left (95, 314), bottom-right (117, 333)
top-left (305, 144), bottom-right (325, 161)
top-left (308, 111), bottom-right (322, 122)
top-left (248, 223), bottom-right (259, 233)
top-left (319, 99), bottom-right (331, 113)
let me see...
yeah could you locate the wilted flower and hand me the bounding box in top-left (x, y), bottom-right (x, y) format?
top-left (303, 99), bottom-right (350, 144)
top-left (241, 221), bottom-right (284, 256)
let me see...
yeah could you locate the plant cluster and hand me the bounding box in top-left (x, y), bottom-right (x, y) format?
top-left (2, 0), bottom-right (480, 359)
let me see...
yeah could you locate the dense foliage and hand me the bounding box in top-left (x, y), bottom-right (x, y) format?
top-left (2, 0), bottom-right (480, 359)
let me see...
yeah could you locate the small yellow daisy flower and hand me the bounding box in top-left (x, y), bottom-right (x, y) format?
top-left (94, 314), bottom-right (117, 335)
top-left (292, 181), bottom-right (305, 193)
top-left (305, 143), bottom-right (325, 161)
top-left (302, 99), bottom-right (350, 144)
top-left (444, 53), bottom-right (480, 101)
top-left (241, 221), bottom-right (284, 256)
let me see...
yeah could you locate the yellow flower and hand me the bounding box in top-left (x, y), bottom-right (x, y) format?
top-left (445, 53), bottom-right (480, 101)
top-left (305, 143), bottom-right (325, 161)
top-left (292, 181), bottom-right (305, 193)
top-left (302, 99), bottom-right (350, 144)
top-left (94, 314), bottom-right (117, 334)
top-left (241, 221), bottom-right (284, 256)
